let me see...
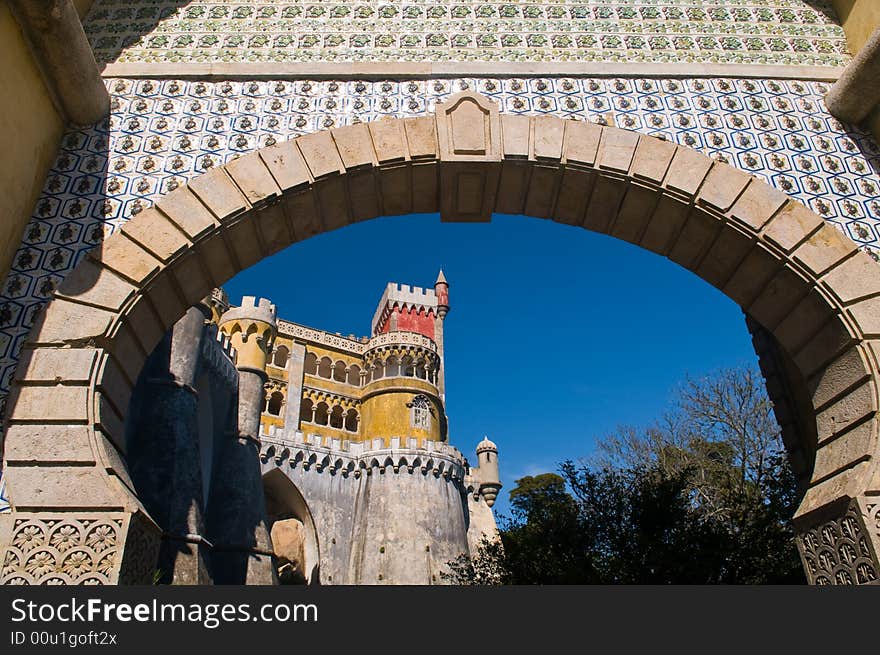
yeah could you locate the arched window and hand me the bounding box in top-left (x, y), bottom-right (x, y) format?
top-left (415, 360), bottom-right (426, 379)
top-left (329, 405), bottom-right (344, 429)
top-left (273, 345), bottom-right (290, 368)
top-left (300, 398), bottom-right (313, 424)
top-left (304, 352), bottom-right (318, 376)
top-left (401, 355), bottom-right (414, 377)
top-left (409, 394), bottom-right (432, 430)
top-left (344, 409), bottom-right (359, 432)
top-left (318, 357), bottom-right (332, 379)
top-left (333, 360), bottom-right (346, 383)
top-left (372, 361), bottom-right (384, 381)
top-left (348, 364), bottom-right (361, 386)
top-left (314, 402), bottom-right (329, 426)
top-left (385, 356), bottom-right (400, 377)
top-left (267, 391), bottom-right (284, 416)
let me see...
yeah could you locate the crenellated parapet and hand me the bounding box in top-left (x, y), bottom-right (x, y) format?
top-left (219, 296), bottom-right (277, 375)
top-left (260, 428), bottom-right (467, 481)
top-left (371, 283), bottom-right (439, 336)
top-left (200, 323), bottom-right (238, 388)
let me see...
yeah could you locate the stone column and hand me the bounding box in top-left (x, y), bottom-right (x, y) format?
top-left (210, 297), bottom-right (278, 584)
top-left (824, 25), bottom-right (880, 126)
top-left (8, 0), bottom-right (109, 126)
top-left (283, 341), bottom-right (307, 435)
top-left (127, 302), bottom-right (213, 585)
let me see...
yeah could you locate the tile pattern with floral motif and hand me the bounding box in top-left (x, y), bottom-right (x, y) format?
top-left (83, 1), bottom-right (850, 67)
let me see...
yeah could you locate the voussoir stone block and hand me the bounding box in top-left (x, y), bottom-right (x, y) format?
top-left (663, 146), bottom-right (713, 196)
top-left (792, 223), bottom-right (859, 277)
top-left (724, 244), bottom-right (780, 308)
top-left (611, 183), bottom-right (659, 244)
top-left (332, 123), bottom-right (378, 170)
top-left (761, 201), bottom-right (824, 253)
top-left (597, 127), bottom-right (639, 173)
top-left (3, 425), bottom-right (96, 465)
top-left (795, 316), bottom-right (856, 378)
top-left (807, 346), bottom-right (872, 411)
top-left (10, 385), bottom-right (89, 422)
top-left (562, 119), bottom-right (601, 168)
top-left (224, 151), bottom-right (282, 206)
top-left (122, 207), bottom-right (190, 264)
top-left (811, 421), bottom-right (874, 483)
top-left (697, 165), bottom-right (751, 212)
top-left (6, 466), bottom-right (126, 510)
top-left (259, 139), bottom-right (313, 192)
top-left (773, 290), bottom-right (836, 354)
top-left (533, 115), bottom-right (565, 161)
top-left (106, 325), bottom-right (147, 384)
top-left (297, 131), bottom-right (345, 179)
top-left (55, 259), bottom-right (137, 313)
top-left (797, 460), bottom-right (872, 515)
top-left (14, 348), bottom-right (98, 384)
top-left (666, 208), bottom-right (720, 271)
top-left (170, 252), bottom-right (214, 306)
top-left (727, 179), bottom-right (789, 232)
top-left (501, 114), bottom-right (530, 159)
top-left (847, 295), bottom-right (880, 337)
top-left (821, 250), bottom-right (880, 305)
top-left (30, 299), bottom-right (116, 345)
top-left (695, 223), bottom-right (755, 290)
top-left (92, 233), bottom-right (162, 285)
top-left (629, 135), bottom-right (676, 183)
top-left (155, 187), bottom-right (218, 240)
top-left (187, 166), bottom-right (250, 220)
top-left (815, 380), bottom-right (876, 443)
top-left (122, 295), bottom-right (165, 357)
top-left (369, 119), bottom-right (409, 164)
top-left (403, 116), bottom-right (438, 160)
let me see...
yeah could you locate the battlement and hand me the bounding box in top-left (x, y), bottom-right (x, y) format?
top-left (200, 323), bottom-right (238, 386)
top-left (220, 295), bottom-right (277, 328)
top-left (260, 428), bottom-right (467, 481)
top-left (371, 282), bottom-right (439, 336)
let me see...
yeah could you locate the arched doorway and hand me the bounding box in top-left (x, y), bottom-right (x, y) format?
top-left (262, 468), bottom-right (320, 585)
top-left (2, 92), bottom-right (878, 585)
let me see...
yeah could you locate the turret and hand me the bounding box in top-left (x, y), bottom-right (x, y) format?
top-left (206, 287), bottom-right (230, 325)
top-left (218, 296), bottom-right (277, 375)
top-left (475, 437), bottom-right (501, 507)
top-left (209, 296), bottom-right (280, 583)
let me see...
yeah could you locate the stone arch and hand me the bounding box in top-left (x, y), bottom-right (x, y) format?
top-left (3, 91), bottom-right (880, 585)
top-left (261, 469), bottom-right (320, 585)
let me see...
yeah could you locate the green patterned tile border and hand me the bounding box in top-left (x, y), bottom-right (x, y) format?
top-left (84, 1), bottom-right (851, 68)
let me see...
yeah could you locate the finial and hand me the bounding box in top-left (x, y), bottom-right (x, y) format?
top-left (435, 270), bottom-right (450, 319)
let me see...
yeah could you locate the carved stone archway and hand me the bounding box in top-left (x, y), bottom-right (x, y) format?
top-left (2, 92), bottom-right (879, 584)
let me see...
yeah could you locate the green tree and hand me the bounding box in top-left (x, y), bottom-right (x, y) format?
top-left (447, 366), bottom-right (803, 584)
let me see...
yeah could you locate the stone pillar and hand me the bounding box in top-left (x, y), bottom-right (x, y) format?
top-left (210, 297), bottom-right (278, 584)
top-left (8, 0), bottom-right (109, 126)
top-left (283, 341), bottom-right (307, 435)
top-left (127, 302), bottom-right (213, 585)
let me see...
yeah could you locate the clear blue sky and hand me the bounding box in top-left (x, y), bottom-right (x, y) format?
top-left (225, 213), bottom-right (760, 518)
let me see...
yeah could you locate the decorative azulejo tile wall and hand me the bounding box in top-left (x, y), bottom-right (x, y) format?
top-left (1, 73), bottom-right (879, 513)
top-left (83, 0), bottom-right (849, 66)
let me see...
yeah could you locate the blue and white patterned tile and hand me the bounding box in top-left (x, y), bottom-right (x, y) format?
top-left (0, 75), bottom-right (878, 420)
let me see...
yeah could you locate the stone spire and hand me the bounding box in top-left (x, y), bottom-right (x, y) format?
top-left (434, 269), bottom-right (449, 319)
